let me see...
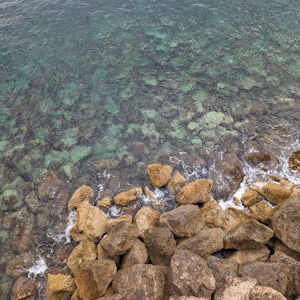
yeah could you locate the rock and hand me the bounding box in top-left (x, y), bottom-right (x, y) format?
top-left (147, 163), bottom-right (172, 188)
top-left (169, 249), bottom-right (215, 298)
top-left (159, 204), bottom-right (204, 237)
top-left (250, 285), bottom-right (287, 300)
top-left (238, 262), bottom-right (290, 296)
top-left (249, 200), bottom-right (274, 222)
top-left (143, 226), bottom-right (176, 266)
top-left (25, 191), bottom-right (39, 213)
top-left (71, 289), bottom-right (80, 300)
top-left (167, 171), bottom-right (187, 194)
top-left (122, 239), bottom-right (148, 268)
top-left (100, 221), bottom-right (139, 256)
top-left (67, 240), bottom-right (97, 274)
top-left (144, 186), bottom-right (157, 200)
top-left (70, 201), bottom-right (107, 242)
top-left (200, 200), bottom-right (227, 229)
top-left (47, 273), bottom-right (76, 300)
top-left (106, 214), bottom-right (133, 231)
top-left (134, 206), bottom-right (160, 237)
top-left (0, 189), bottom-right (23, 211)
top-left (227, 246), bottom-right (270, 265)
top-left (224, 207), bottom-right (255, 233)
top-left (214, 277), bottom-right (257, 300)
top-left (253, 181), bottom-right (292, 205)
top-left (177, 227), bottom-right (224, 257)
top-left (169, 297), bottom-right (208, 300)
top-left (6, 253), bottom-right (35, 277)
top-left (244, 151), bottom-right (278, 170)
top-left (224, 219), bottom-right (274, 250)
top-left (271, 195), bottom-right (300, 253)
top-left (273, 239), bottom-right (300, 262)
top-left (97, 245), bottom-right (118, 266)
top-left (97, 196), bottom-right (112, 208)
top-left (69, 185), bottom-right (94, 210)
top-left (113, 187), bottom-right (142, 206)
top-left (206, 255), bottom-right (238, 289)
top-left (176, 179), bottom-right (213, 205)
top-left (241, 189), bottom-right (261, 207)
top-left (74, 260), bottom-right (117, 300)
top-left (11, 276), bottom-right (38, 300)
top-left (269, 251), bottom-right (299, 264)
top-left (288, 150), bottom-right (300, 171)
top-left (113, 264), bottom-right (167, 300)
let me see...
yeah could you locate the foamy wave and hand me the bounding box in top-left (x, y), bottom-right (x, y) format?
top-left (28, 257), bottom-right (47, 278)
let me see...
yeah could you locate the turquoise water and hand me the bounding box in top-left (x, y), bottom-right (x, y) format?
top-left (1, 0), bottom-right (300, 297)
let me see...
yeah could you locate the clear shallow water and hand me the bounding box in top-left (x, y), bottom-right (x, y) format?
top-left (1, 0), bottom-right (300, 297)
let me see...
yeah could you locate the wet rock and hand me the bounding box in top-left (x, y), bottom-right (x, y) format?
top-left (224, 219), bottom-right (274, 250)
top-left (288, 150), bottom-right (300, 171)
top-left (135, 206), bottom-right (160, 237)
top-left (177, 227), bottom-right (224, 257)
top-left (6, 253), bottom-right (35, 277)
top-left (106, 214), bottom-right (133, 231)
top-left (113, 187), bottom-right (142, 206)
top-left (169, 249), bottom-right (215, 298)
top-left (70, 201), bottom-right (107, 242)
top-left (11, 276), bottom-right (38, 300)
top-left (100, 221), bottom-right (139, 256)
top-left (176, 179), bottom-right (213, 205)
top-left (25, 191), bottom-right (39, 212)
top-left (167, 171), bottom-right (187, 194)
top-left (200, 200), bottom-right (227, 229)
top-left (147, 163), bottom-right (172, 188)
top-left (113, 264), bottom-right (167, 300)
top-left (159, 204), bottom-right (204, 237)
top-left (97, 196), bottom-right (112, 208)
top-left (250, 285), bottom-right (287, 300)
top-left (144, 186), bottom-right (157, 200)
top-left (69, 185), bottom-right (94, 210)
top-left (241, 189), bottom-right (261, 207)
top-left (47, 273), bottom-right (76, 300)
top-left (244, 151), bottom-right (278, 170)
top-left (227, 246), bottom-right (270, 265)
top-left (0, 189), bottom-right (23, 211)
top-left (122, 239), bottom-right (148, 268)
top-left (249, 200), bottom-right (274, 222)
top-left (143, 226), bottom-right (176, 266)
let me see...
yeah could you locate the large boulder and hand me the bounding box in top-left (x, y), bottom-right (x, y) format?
top-left (113, 264), bottom-right (168, 300)
top-left (177, 227), bottom-right (224, 257)
top-left (100, 221), bottom-right (139, 256)
top-left (147, 163), bottom-right (172, 188)
top-left (176, 179), bottom-right (213, 205)
top-left (169, 249), bottom-right (215, 298)
top-left (113, 187), bottom-right (143, 206)
top-left (121, 239), bottom-right (148, 268)
top-left (47, 273), bottom-right (76, 300)
top-left (135, 206), bottom-right (160, 237)
top-left (69, 185), bottom-right (94, 210)
top-left (159, 204), bottom-right (204, 237)
top-left (143, 226), bottom-right (176, 266)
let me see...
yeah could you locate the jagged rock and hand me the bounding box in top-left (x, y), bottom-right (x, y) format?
top-left (224, 207), bottom-right (255, 233)
top-left (121, 239), bottom-right (148, 268)
top-left (69, 185), bottom-right (94, 210)
top-left (144, 186), bottom-right (157, 200)
top-left (249, 200), bottom-right (274, 222)
top-left (135, 206), bottom-right (160, 237)
top-left (176, 179), bottom-right (213, 205)
top-left (11, 276), bottom-right (38, 300)
top-left (270, 251), bottom-right (299, 264)
top-left (100, 221), bottom-right (139, 256)
top-left (238, 262), bottom-right (290, 296)
top-left (200, 200), bottom-right (227, 229)
top-left (224, 219), bottom-right (274, 250)
top-left (241, 189), bottom-right (261, 207)
top-left (273, 239), bottom-right (300, 262)
top-left (47, 273), bottom-right (76, 300)
top-left (113, 264), bottom-right (168, 300)
top-left (169, 297), bottom-right (208, 300)
top-left (97, 196), bottom-right (112, 208)
top-left (71, 289), bottom-right (80, 300)
top-left (147, 163), bottom-right (172, 188)
top-left (244, 151), bottom-right (278, 170)
top-left (159, 204), bottom-right (204, 237)
top-left (97, 245), bottom-right (118, 267)
top-left (113, 187), bottom-right (142, 206)
top-left (250, 285), bottom-right (287, 300)
top-left (169, 249), bottom-right (215, 298)
top-left (70, 201), bottom-right (107, 242)
top-left (168, 171), bottom-right (187, 194)
top-left (206, 255), bottom-right (238, 289)
top-left (143, 226), bottom-right (176, 266)
top-left (289, 150), bottom-right (300, 171)
top-left (227, 246), bottom-right (270, 265)
top-left (177, 227), bottom-right (224, 257)
top-left (106, 214), bottom-right (132, 231)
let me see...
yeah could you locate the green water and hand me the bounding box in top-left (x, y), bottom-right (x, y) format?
top-left (1, 0), bottom-right (300, 297)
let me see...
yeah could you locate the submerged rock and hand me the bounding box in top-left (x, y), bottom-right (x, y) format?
top-left (147, 163), bottom-right (172, 188)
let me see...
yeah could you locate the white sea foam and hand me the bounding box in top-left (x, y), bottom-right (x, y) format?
top-left (65, 211), bottom-right (77, 244)
top-left (28, 257), bottom-right (47, 278)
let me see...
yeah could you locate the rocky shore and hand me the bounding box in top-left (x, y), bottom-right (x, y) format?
top-left (10, 150), bottom-right (300, 300)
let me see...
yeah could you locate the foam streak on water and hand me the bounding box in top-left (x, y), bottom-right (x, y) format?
top-left (28, 257), bottom-right (47, 278)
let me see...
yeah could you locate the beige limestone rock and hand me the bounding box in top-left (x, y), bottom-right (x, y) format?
top-left (249, 200), bottom-right (274, 222)
top-left (289, 150), bottom-right (300, 171)
top-left (144, 186), bottom-right (157, 200)
top-left (241, 189), bottom-right (261, 207)
top-left (200, 200), bottom-right (227, 229)
top-left (176, 179), bottom-right (213, 205)
top-left (168, 170), bottom-right (187, 194)
top-left (273, 239), bottom-right (300, 262)
top-left (147, 163), bottom-right (172, 188)
top-left (113, 187), bottom-right (142, 206)
top-left (69, 185), bottom-right (94, 210)
top-left (227, 246), bottom-right (270, 265)
top-left (97, 196), bottom-right (112, 208)
top-left (224, 207), bottom-right (255, 233)
top-left (269, 251), bottom-right (299, 264)
top-left (134, 206), bottom-right (160, 237)
top-left (47, 273), bottom-right (76, 300)
top-left (106, 214), bottom-right (132, 232)
top-left (159, 204), bottom-right (204, 237)
top-left (97, 245), bottom-right (117, 266)
top-left (250, 285), bottom-right (287, 300)
top-left (121, 239), bottom-right (148, 268)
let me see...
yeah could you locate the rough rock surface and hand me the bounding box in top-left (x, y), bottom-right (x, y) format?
top-left (227, 246), bottom-right (270, 265)
top-left (113, 187), bottom-right (142, 206)
top-left (249, 200), bottom-right (273, 222)
top-left (147, 163), bottom-right (172, 188)
top-left (200, 200), bottom-right (227, 229)
top-left (241, 189), bottom-right (261, 207)
top-left (168, 170), bottom-right (187, 194)
top-left (69, 185), bottom-right (94, 210)
top-left (288, 150), bottom-right (300, 171)
top-left (47, 273), bottom-right (76, 300)
top-left (245, 151), bottom-right (278, 170)
top-left (106, 214), bottom-right (132, 232)
top-left (169, 249), bottom-right (216, 298)
top-left (121, 239), bottom-right (148, 268)
top-left (11, 276), bottom-right (38, 300)
top-left (159, 204), bottom-right (204, 237)
top-left (250, 285), bottom-right (287, 300)
top-left (135, 206), bottom-right (160, 237)
top-left (176, 179), bottom-right (213, 205)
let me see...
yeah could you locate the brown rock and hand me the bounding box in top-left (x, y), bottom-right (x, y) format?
top-left (224, 219), bottom-right (274, 250)
top-left (169, 297), bottom-right (208, 300)
top-left (113, 187), bottom-right (142, 206)
top-left (113, 264), bottom-right (168, 300)
top-left (241, 189), bottom-right (261, 207)
top-left (97, 245), bottom-right (118, 266)
top-left (147, 163), bottom-right (172, 188)
top-left (168, 171), bottom-right (187, 194)
top-left (47, 273), bottom-right (76, 300)
top-left (250, 285), bottom-right (287, 300)
top-left (249, 200), bottom-right (274, 222)
top-left (169, 249), bottom-right (215, 298)
top-left (106, 214), bottom-right (133, 232)
top-left (269, 251), bottom-right (299, 264)
top-left (11, 276), bottom-right (38, 300)
top-left (70, 201), bottom-right (107, 242)
top-left (69, 185), bottom-right (94, 210)
top-left (135, 206), bottom-right (160, 237)
top-left (289, 150), bottom-right (300, 171)
top-left (143, 226), bottom-right (176, 266)
top-left (227, 246), bottom-right (270, 265)
top-left (200, 200), bottom-right (227, 229)
top-left (273, 239), bottom-right (300, 262)
top-left (144, 186), bottom-right (157, 200)
top-left (6, 253), bottom-right (35, 277)
top-left (224, 207), bottom-right (255, 233)
top-left (97, 196), bottom-right (112, 208)
top-left (177, 227), bottom-right (224, 257)
top-left (100, 221), bottom-right (139, 256)
top-left (245, 151), bottom-right (278, 170)
top-left (122, 239), bottom-right (148, 268)
top-left (176, 179), bottom-right (213, 205)
top-left (71, 289), bottom-right (80, 300)
top-left (238, 262), bottom-right (290, 296)
top-left (159, 204), bottom-right (204, 237)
